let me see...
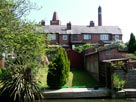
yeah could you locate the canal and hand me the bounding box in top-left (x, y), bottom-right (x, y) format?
top-left (36, 99), bottom-right (136, 102)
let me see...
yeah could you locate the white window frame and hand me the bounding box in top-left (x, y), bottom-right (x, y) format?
top-left (84, 34), bottom-right (91, 40)
top-left (114, 35), bottom-right (119, 41)
top-left (100, 34), bottom-right (109, 41)
top-left (48, 34), bottom-right (56, 40)
top-left (63, 35), bottom-right (68, 40)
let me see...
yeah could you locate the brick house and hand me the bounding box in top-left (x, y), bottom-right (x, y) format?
top-left (38, 6), bottom-right (122, 49)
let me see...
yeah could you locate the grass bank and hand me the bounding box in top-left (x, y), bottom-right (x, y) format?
top-left (37, 67), bottom-right (99, 88)
top-left (69, 69), bottom-right (99, 88)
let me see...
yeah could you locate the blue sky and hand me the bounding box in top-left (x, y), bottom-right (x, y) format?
top-left (26, 0), bottom-right (136, 43)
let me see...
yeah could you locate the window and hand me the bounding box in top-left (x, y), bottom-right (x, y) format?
top-left (48, 34), bottom-right (56, 40)
top-left (100, 34), bottom-right (109, 40)
top-left (84, 34), bottom-right (91, 40)
top-left (114, 35), bottom-right (119, 41)
top-left (63, 35), bottom-right (68, 40)
top-left (72, 35), bottom-right (78, 41)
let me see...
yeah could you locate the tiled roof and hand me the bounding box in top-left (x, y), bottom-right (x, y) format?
top-left (36, 25), bottom-right (122, 35)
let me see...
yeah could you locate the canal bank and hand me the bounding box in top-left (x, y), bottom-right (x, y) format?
top-left (42, 87), bottom-right (110, 99)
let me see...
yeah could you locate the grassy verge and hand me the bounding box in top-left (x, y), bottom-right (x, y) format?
top-left (68, 69), bottom-right (99, 88)
top-left (37, 67), bottom-right (99, 88)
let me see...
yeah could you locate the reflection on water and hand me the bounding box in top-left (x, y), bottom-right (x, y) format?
top-left (36, 99), bottom-right (136, 102)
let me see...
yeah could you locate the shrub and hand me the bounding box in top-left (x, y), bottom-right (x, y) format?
top-left (0, 63), bottom-right (43, 102)
top-left (112, 73), bottom-right (126, 90)
top-left (128, 33), bottom-right (136, 53)
top-left (47, 47), bottom-right (70, 89)
top-left (74, 43), bottom-right (93, 52)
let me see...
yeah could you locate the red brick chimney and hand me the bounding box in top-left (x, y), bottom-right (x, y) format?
top-left (98, 6), bottom-right (102, 26)
top-left (50, 11), bottom-right (61, 25)
top-left (41, 20), bottom-right (45, 26)
top-left (67, 22), bottom-right (71, 30)
top-left (52, 11), bottom-right (58, 21)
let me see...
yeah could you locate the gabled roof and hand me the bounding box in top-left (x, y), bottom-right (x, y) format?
top-left (37, 25), bottom-right (122, 35)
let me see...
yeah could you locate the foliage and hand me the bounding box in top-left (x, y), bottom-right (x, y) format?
top-left (134, 51), bottom-right (136, 56)
top-left (112, 73), bottom-right (126, 89)
top-left (0, 63), bottom-right (43, 102)
top-left (126, 53), bottom-right (136, 60)
top-left (36, 66), bottom-right (48, 88)
top-left (0, 0), bottom-right (46, 102)
top-left (111, 61), bottom-right (128, 72)
top-left (98, 41), bottom-right (127, 51)
top-left (127, 33), bottom-right (136, 53)
top-left (74, 43), bottom-right (93, 52)
top-left (112, 41), bottom-right (128, 51)
top-left (45, 48), bottom-right (57, 54)
top-left (47, 47), bottom-right (70, 89)
top-left (0, 0), bottom-right (38, 19)
top-left (111, 61), bottom-right (124, 69)
top-left (0, 0), bottom-right (43, 56)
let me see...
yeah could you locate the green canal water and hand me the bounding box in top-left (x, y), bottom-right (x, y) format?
top-left (36, 99), bottom-right (136, 102)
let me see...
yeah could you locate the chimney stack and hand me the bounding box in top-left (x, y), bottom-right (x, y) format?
top-left (67, 22), bottom-right (71, 30)
top-left (50, 11), bottom-right (61, 25)
top-left (98, 6), bottom-right (102, 26)
top-left (41, 20), bottom-right (45, 26)
top-left (52, 11), bottom-right (58, 21)
top-left (90, 21), bottom-right (95, 27)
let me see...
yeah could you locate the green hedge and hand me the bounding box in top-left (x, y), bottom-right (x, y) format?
top-left (47, 47), bottom-right (70, 89)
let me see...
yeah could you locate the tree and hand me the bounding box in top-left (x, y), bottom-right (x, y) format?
top-left (128, 33), bottom-right (136, 53)
top-left (0, 0), bottom-right (46, 102)
top-left (47, 47), bottom-right (70, 89)
top-left (0, 0), bottom-right (38, 58)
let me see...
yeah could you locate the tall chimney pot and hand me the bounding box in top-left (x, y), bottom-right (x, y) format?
top-left (98, 6), bottom-right (102, 26)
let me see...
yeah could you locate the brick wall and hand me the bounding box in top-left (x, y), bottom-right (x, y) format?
top-left (99, 48), bottom-right (127, 61)
top-left (59, 35), bottom-right (69, 44)
top-left (91, 34), bottom-right (100, 43)
top-left (99, 48), bottom-right (119, 60)
top-left (49, 33), bottom-right (122, 46)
